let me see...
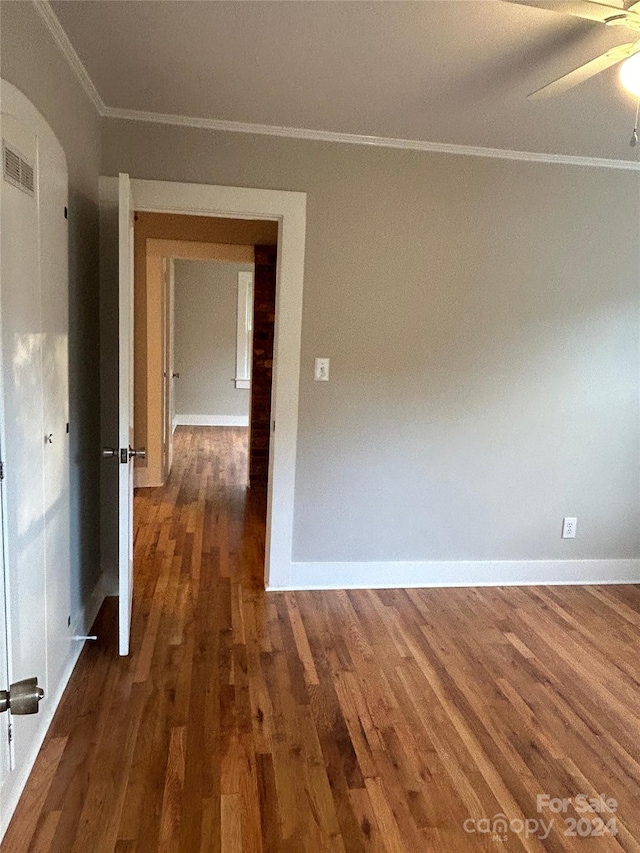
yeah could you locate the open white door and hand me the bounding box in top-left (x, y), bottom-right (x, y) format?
top-left (118, 173), bottom-right (135, 656)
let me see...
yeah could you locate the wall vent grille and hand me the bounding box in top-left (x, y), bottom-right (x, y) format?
top-left (3, 141), bottom-right (35, 197)
top-left (20, 160), bottom-right (34, 193)
top-left (4, 145), bottom-right (20, 184)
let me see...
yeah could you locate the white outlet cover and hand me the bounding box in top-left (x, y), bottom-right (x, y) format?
top-left (562, 517), bottom-right (577, 539)
top-left (314, 357), bottom-right (330, 381)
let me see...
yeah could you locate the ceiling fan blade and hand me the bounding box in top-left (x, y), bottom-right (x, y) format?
top-left (508, 0), bottom-right (640, 27)
top-left (529, 40), bottom-right (640, 97)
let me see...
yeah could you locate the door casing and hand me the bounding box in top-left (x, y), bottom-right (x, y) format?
top-left (100, 178), bottom-right (306, 594)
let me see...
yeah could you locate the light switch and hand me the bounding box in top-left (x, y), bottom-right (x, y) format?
top-left (314, 357), bottom-right (330, 381)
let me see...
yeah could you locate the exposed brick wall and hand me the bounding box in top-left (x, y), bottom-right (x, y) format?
top-left (249, 245), bottom-right (277, 485)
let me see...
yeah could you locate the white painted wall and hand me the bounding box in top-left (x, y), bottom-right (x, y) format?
top-left (174, 260), bottom-right (252, 426)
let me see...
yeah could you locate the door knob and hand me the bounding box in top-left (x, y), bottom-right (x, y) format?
top-left (129, 446), bottom-right (146, 460)
top-left (102, 447), bottom-right (118, 458)
top-left (0, 676), bottom-right (44, 715)
top-left (45, 433), bottom-right (53, 444)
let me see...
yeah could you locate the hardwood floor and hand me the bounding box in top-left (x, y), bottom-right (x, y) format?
top-left (2, 426), bottom-right (640, 852)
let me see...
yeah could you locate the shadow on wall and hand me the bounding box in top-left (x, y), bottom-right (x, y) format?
top-left (98, 195), bottom-right (120, 596)
top-left (67, 187), bottom-right (101, 616)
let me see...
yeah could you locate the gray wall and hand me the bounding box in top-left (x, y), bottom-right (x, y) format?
top-left (1, 2), bottom-right (102, 615)
top-left (102, 120), bottom-right (640, 565)
top-left (3, 2), bottom-right (637, 583)
top-left (174, 260), bottom-right (251, 420)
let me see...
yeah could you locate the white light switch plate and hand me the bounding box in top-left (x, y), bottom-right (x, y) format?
top-left (314, 357), bottom-right (330, 381)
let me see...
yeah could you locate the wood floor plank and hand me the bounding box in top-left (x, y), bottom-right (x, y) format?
top-left (0, 736), bottom-right (67, 853)
top-left (2, 426), bottom-right (639, 852)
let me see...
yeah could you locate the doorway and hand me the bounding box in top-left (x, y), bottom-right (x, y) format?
top-left (99, 178), bottom-right (306, 638)
top-left (132, 213), bottom-right (278, 496)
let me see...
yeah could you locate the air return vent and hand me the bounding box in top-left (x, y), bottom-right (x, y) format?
top-left (4, 144), bottom-right (20, 184)
top-left (20, 160), bottom-right (34, 194)
top-left (3, 141), bottom-right (35, 197)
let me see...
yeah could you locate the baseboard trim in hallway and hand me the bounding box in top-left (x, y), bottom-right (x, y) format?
top-left (173, 415), bottom-right (250, 427)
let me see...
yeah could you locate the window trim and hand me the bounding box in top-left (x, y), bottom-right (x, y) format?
top-left (235, 270), bottom-right (254, 389)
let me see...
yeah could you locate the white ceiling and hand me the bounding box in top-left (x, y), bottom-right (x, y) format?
top-left (49, 0), bottom-right (640, 161)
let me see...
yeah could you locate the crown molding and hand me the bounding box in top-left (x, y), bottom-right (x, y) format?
top-left (101, 106), bottom-right (640, 170)
top-left (32, 0), bottom-right (105, 114)
top-left (34, 0), bottom-right (640, 171)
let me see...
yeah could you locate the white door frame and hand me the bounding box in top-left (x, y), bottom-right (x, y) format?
top-left (131, 179), bottom-right (307, 588)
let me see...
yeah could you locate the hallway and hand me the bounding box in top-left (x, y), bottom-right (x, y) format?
top-left (2, 427), bottom-right (640, 852)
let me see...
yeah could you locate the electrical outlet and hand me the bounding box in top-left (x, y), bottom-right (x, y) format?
top-left (562, 517), bottom-right (577, 539)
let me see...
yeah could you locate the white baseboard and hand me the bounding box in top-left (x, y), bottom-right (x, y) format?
top-left (0, 573), bottom-right (107, 842)
top-left (267, 559), bottom-right (640, 591)
top-left (174, 414), bottom-right (249, 427)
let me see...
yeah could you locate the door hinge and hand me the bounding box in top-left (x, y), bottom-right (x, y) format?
top-left (0, 460), bottom-right (4, 480)
top-left (7, 723), bottom-right (12, 743)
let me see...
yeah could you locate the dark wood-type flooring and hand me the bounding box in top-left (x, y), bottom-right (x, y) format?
top-left (3, 426), bottom-right (640, 852)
